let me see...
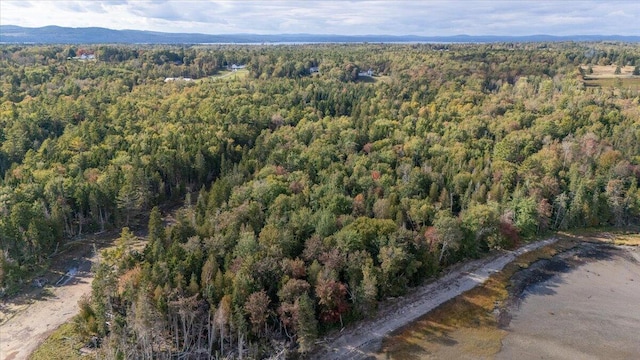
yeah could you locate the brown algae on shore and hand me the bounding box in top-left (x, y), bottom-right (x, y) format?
top-left (612, 233), bottom-right (640, 246)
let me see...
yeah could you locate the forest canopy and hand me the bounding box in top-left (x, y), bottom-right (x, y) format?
top-left (1, 42), bottom-right (639, 358)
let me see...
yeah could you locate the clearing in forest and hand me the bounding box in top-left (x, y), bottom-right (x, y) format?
top-left (580, 64), bottom-right (640, 89)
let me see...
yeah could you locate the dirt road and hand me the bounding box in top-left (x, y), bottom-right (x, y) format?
top-left (0, 255), bottom-right (96, 360)
top-left (312, 237), bottom-right (558, 360)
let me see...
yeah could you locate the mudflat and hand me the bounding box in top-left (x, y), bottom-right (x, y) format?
top-left (497, 245), bottom-right (640, 360)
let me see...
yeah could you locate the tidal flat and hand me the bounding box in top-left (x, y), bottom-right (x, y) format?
top-left (378, 240), bottom-right (640, 360)
top-left (497, 244), bottom-right (640, 359)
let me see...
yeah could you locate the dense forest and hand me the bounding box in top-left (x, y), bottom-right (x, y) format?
top-left (1, 43), bottom-right (639, 358)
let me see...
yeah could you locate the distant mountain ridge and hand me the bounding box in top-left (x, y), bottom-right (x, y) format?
top-left (2, 25), bottom-right (639, 44)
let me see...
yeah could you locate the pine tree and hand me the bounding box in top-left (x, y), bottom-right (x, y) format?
top-left (147, 207), bottom-right (165, 251)
top-left (296, 293), bottom-right (317, 353)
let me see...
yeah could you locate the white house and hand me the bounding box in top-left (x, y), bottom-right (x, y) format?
top-left (164, 77), bottom-right (193, 82)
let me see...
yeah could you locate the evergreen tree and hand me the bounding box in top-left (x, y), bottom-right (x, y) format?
top-left (296, 293), bottom-right (318, 353)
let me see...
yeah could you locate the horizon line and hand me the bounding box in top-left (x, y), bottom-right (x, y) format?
top-left (2, 24), bottom-right (639, 39)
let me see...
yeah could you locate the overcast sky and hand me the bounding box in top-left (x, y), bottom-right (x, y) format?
top-left (2, 1), bottom-right (639, 36)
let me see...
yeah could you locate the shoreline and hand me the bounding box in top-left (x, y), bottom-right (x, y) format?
top-left (377, 236), bottom-right (640, 359)
top-left (311, 237), bottom-right (559, 359)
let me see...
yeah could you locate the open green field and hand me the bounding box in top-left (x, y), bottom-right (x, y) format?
top-left (29, 322), bottom-right (85, 360)
top-left (580, 64), bottom-right (640, 90)
top-left (207, 68), bottom-right (249, 81)
top-left (356, 74), bottom-right (392, 84)
top-left (584, 77), bottom-right (640, 90)
top-left (580, 64), bottom-right (636, 77)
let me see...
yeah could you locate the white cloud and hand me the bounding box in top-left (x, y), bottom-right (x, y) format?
top-left (1, 0), bottom-right (639, 35)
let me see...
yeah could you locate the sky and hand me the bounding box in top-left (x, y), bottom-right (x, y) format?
top-left (1, 1), bottom-right (639, 36)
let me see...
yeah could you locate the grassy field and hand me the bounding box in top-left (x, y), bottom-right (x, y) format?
top-left (558, 228), bottom-right (640, 246)
top-left (584, 77), bottom-right (640, 90)
top-left (581, 64), bottom-right (637, 78)
top-left (29, 322), bottom-right (85, 360)
top-left (614, 233), bottom-right (640, 246)
top-left (580, 64), bottom-right (640, 90)
top-left (207, 68), bottom-right (249, 81)
top-left (356, 74), bottom-right (392, 84)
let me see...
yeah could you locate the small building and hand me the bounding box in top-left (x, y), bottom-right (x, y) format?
top-left (358, 68), bottom-right (374, 77)
top-left (309, 66), bottom-right (319, 74)
top-left (164, 77), bottom-right (193, 82)
top-left (69, 53), bottom-right (96, 61)
top-left (231, 64), bottom-right (246, 71)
